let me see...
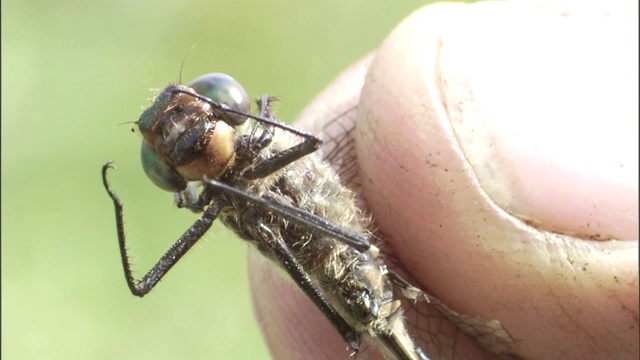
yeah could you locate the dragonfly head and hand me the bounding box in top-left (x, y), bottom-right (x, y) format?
top-left (137, 73), bottom-right (251, 192)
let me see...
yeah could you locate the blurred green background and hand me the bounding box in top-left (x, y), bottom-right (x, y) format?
top-left (3, 1), bottom-right (440, 359)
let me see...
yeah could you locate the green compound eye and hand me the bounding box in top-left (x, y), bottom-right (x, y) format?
top-left (188, 73), bottom-right (250, 126)
top-left (141, 142), bottom-right (186, 192)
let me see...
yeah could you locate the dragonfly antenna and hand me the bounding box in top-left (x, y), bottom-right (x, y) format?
top-left (178, 44), bottom-right (197, 84)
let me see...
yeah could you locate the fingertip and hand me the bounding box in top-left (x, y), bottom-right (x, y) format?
top-left (356, 2), bottom-right (639, 359)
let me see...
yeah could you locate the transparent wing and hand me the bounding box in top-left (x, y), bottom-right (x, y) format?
top-left (317, 106), bottom-right (360, 187)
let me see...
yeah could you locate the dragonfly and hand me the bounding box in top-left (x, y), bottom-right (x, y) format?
top-left (102, 72), bottom-right (515, 359)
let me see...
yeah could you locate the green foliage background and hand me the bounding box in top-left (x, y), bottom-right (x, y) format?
top-left (3, 1), bottom-right (445, 359)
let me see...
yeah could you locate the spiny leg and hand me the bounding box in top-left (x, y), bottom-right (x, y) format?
top-left (240, 129), bottom-right (322, 180)
top-left (102, 161), bottom-right (225, 296)
top-left (171, 88), bottom-right (317, 139)
top-left (245, 210), bottom-right (360, 354)
top-left (246, 95), bottom-right (276, 153)
top-left (206, 179), bottom-right (371, 252)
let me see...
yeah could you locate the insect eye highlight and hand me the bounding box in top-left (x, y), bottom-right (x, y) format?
top-left (188, 73), bottom-right (250, 126)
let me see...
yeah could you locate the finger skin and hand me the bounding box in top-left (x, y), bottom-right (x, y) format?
top-left (249, 1), bottom-right (639, 359)
top-left (357, 2), bottom-right (638, 360)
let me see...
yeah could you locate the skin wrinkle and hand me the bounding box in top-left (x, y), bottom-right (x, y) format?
top-left (251, 2), bottom-right (638, 359)
top-left (438, 2), bottom-right (639, 241)
top-left (358, 6), bottom-right (519, 359)
top-left (354, 3), bottom-right (638, 359)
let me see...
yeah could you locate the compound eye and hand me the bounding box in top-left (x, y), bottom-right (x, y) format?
top-left (141, 142), bottom-right (187, 192)
top-left (188, 73), bottom-right (250, 126)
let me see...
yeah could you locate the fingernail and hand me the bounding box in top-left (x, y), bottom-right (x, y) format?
top-left (440, 7), bottom-right (638, 240)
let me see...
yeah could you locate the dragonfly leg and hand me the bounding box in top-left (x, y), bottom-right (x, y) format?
top-left (246, 95), bottom-right (276, 153)
top-left (246, 211), bottom-right (361, 354)
top-left (206, 179), bottom-right (371, 252)
top-left (102, 161), bottom-right (226, 297)
top-left (241, 131), bottom-right (322, 180)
